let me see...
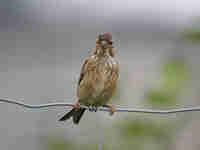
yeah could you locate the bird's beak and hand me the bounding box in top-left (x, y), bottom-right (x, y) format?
top-left (100, 41), bottom-right (107, 49)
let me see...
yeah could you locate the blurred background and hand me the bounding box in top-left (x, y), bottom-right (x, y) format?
top-left (0, 0), bottom-right (200, 149)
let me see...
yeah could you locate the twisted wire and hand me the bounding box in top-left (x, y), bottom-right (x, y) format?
top-left (0, 98), bottom-right (199, 114)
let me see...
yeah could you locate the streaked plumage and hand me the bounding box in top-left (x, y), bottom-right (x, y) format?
top-left (59, 33), bottom-right (119, 124)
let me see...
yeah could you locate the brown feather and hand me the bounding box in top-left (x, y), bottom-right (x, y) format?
top-left (60, 33), bottom-right (119, 124)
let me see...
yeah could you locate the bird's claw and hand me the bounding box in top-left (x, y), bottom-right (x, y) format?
top-left (72, 101), bottom-right (81, 110)
top-left (103, 104), bottom-right (116, 116)
top-left (88, 106), bottom-right (98, 112)
top-left (88, 106), bottom-right (93, 112)
top-left (94, 106), bottom-right (98, 112)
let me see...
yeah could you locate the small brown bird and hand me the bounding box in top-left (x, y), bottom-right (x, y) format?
top-left (59, 32), bottom-right (119, 124)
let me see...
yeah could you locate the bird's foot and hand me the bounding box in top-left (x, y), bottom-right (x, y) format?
top-left (88, 106), bottom-right (98, 112)
top-left (72, 101), bottom-right (81, 110)
top-left (103, 104), bottom-right (116, 116)
top-left (94, 106), bottom-right (98, 112)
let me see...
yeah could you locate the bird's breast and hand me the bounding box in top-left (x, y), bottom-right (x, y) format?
top-left (78, 55), bottom-right (118, 106)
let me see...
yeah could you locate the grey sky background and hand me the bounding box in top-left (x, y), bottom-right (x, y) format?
top-left (2, 0), bottom-right (200, 32)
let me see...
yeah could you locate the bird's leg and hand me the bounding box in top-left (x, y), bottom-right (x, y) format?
top-left (103, 104), bottom-right (116, 116)
top-left (72, 100), bottom-right (81, 110)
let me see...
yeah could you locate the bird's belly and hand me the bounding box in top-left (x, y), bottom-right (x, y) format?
top-left (83, 94), bottom-right (110, 106)
top-left (78, 60), bottom-right (117, 106)
top-left (79, 79), bottom-right (111, 106)
top-left (81, 84), bottom-right (114, 106)
top-left (92, 80), bottom-right (104, 98)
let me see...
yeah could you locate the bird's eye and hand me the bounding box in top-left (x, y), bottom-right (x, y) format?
top-left (99, 34), bottom-right (103, 41)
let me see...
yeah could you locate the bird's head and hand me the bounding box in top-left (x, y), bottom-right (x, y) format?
top-left (98, 32), bottom-right (113, 49)
top-left (95, 32), bottom-right (114, 57)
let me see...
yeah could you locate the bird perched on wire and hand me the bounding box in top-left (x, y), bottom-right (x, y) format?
top-left (59, 32), bottom-right (119, 124)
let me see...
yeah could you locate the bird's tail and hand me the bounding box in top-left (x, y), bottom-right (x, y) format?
top-left (59, 108), bottom-right (86, 124)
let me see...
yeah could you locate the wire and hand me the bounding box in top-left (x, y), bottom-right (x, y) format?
top-left (0, 98), bottom-right (200, 114)
top-left (1, 98), bottom-right (199, 150)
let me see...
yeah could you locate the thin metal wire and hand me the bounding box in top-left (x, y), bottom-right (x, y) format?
top-left (1, 98), bottom-right (200, 150)
top-left (0, 98), bottom-right (200, 114)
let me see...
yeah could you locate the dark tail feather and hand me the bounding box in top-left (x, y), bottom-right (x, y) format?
top-left (59, 108), bottom-right (86, 125)
top-left (59, 108), bottom-right (76, 121)
top-left (73, 108), bottom-right (86, 124)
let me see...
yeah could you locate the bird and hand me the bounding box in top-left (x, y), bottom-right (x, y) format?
top-left (59, 32), bottom-right (119, 124)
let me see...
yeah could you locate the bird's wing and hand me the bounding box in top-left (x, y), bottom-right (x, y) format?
top-left (78, 58), bottom-right (89, 86)
top-left (78, 55), bottom-right (98, 85)
top-left (77, 56), bottom-right (97, 101)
